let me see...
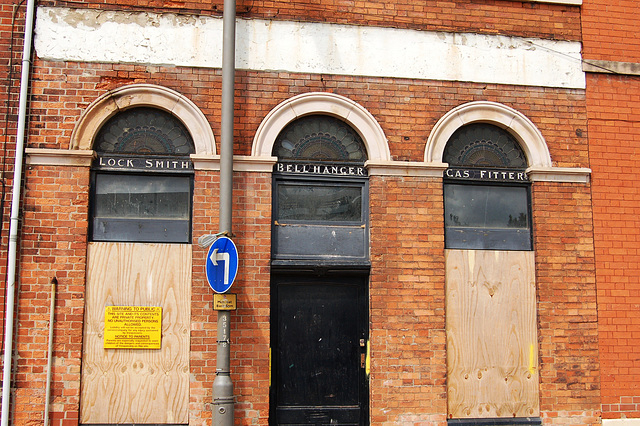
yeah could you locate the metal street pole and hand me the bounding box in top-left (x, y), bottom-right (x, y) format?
top-left (213, 0), bottom-right (235, 422)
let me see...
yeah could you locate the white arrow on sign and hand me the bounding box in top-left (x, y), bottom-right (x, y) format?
top-left (210, 248), bottom-right (230, 285)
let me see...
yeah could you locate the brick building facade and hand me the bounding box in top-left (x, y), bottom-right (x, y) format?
top-left (0, 0), bottom-right (635, 425)
top-left (582, 0), bottom-right (640, 424)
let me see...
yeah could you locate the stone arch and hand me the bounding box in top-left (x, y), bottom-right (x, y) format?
top-left (70, 84), bottom-right (216, 155)
top-left (425, 101), bottom-right (552, 168)
top-left (251, 92), bottom-right (390, 162)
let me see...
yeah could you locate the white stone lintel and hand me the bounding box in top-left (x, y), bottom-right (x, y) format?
top-left (527, 166), bottom-right (591, 183)
top-left (26, 148), bottom-right (95, 167)
top-left (191, 154), bottom-right (277, 172)
top-left (602, 420), bottom-right (640, 426)
top-left (366, 160), bottom-right (448, 177)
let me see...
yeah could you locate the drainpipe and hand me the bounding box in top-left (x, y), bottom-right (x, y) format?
top-left (213, 0), bottom-right (235, 423)
top-left (1, 0), bottom-right (36, 424)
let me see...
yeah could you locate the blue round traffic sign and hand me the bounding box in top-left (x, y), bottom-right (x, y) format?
top-left (205, 236), bottom-right (238, 293)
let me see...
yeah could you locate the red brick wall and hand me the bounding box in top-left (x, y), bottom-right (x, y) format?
top-left (26, 60), bottom-right (591, 169)
top-left (582, 0), bottom-right (640, 63)
top-left (14, 165), bottom-right (90, 425)
top-left (532, 181), bottom-right (600, 425)
top-left (369, 175), bottom-right (447, 424)
top-left (191, 170), bottom-right (272, 425)
top-left (587, 72), bottom-right (640, 420)
top-left (0, 1), bottom-right (28, 354)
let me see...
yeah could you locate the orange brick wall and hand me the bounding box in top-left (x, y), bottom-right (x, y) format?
top-left (369, 175), bottom-right (447, 425)
top-left (582, 0), bottom-right (640, 63)
top-left (583, 0), bottom-right (640, 420)
top-left (532, 181), bottom-right (600, 425)
top-left (587, 72), bottom-right (640, 420)
top-left (15, 165), bottom-right (90, 426)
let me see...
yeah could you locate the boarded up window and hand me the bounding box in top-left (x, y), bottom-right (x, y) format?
top-left (445, 250), bottom-right (539, 419)
top-left (80, 242), bottom-right (191, 423)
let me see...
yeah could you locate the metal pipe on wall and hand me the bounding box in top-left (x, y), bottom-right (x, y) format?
top-left (44, 278), bottom-right (57, 426)
top-left (1, 0), bottom-right (36, 423)
top-left (213, 0), bottom-right (236, 422)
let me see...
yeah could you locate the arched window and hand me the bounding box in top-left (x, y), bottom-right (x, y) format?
top-left (271, 114), bottom-right (369, 264)
top-left (273, 115), bottom-right (367, 163)
top-left (90, 107), bottom-right (195, 243)
top-left (443, 123), bottom-right (532, 250)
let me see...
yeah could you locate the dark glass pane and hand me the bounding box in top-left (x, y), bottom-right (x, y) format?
top-left (277, 183), bottom-right (363, 222)
top-left (444, 184), bottom-right (529, 230)
top-left (443, 123), bottom-right (527, 168)
top-left (273, 115), bottom-right (367, 162)
top-left (94, 174), bottom-right (191, 220)
top-left (94, 107), bottom-right (195, 155)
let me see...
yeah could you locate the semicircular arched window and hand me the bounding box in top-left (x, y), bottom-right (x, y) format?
top-left (90, 107), bottom-right (195, 244)
top-left (273, 115), bottom-right (367, 163)
top-left (443, 123), bottom-right (531, 251)
top-left (443, 123), bottom-right (526, 168)
top-left (94, 107), bottom-right (195, 155)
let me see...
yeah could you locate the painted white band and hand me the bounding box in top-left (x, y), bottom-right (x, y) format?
top-left (35, 6), bottom-right (585, 89)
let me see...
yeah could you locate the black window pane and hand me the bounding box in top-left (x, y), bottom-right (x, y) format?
top-left (444, 184), bottom-right (529, 230)
top-left (94, 174), bottom-right (191, 220)
top-left (92, 173), bottom-right (192, 243)
top-left (444, 183), bottom-right (532, 250)
top-left (277, 184), bottom-right (363, 222)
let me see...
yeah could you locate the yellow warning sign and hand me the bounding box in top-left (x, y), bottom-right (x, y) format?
top-left (104, 306), bottom-right (162, 349)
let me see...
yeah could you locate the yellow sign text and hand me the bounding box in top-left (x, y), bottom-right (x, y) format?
top-left (104, 306), bottom-right (162, 349)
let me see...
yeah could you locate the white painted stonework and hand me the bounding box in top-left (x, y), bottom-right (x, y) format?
top-left (603, 420), bottom-right (640, 426)
top-left (35, 6), bottom-right (585, 89)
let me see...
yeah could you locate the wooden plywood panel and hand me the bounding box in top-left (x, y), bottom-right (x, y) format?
top-left (446, 249), bottom-right (539, 419)
top-left (80, 242), bottom-right (191, 424)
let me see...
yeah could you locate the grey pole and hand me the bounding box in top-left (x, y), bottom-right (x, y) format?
top-left (213, 0), bottom-right (235, 422)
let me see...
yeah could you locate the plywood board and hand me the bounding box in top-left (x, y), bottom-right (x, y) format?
top-left (80, 242), bottom-right (191, 424)
top-left (445, 249), bottom-right (539, 418)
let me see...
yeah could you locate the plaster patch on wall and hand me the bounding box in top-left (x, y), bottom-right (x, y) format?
top-left (35, 7), bottom-right (222, 67)
top-left (603, 421), bottom-right (640, 426)
top-left (35, 6), bottom-right (585, 89)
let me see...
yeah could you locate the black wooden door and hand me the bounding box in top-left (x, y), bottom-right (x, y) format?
top-left (271, 274), bottom-right (369, 425)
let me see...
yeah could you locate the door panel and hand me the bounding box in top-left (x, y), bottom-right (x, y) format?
top-left (272, 275), bottom-right (368, 425)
